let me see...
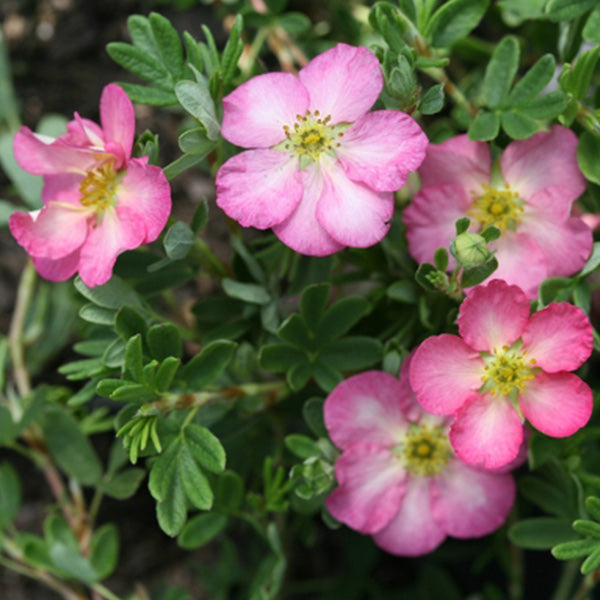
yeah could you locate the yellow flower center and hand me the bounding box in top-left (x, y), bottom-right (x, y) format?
top-left (481, 345), bottom-right (537, 397)
top-left (79, 161), bottom-right (118, 213)
top-left (401, 424), bottom-right (452, 477)
top-left (467, 183), bottom-right (523, 232)
top-left (277, 109), bottom-right (348, 164)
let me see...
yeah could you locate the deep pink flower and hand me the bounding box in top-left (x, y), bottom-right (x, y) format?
top-left (10, 84), bottom-right (171, 287)
top-left (403, 127), bottom-right (592, 298)
top-left (216, 43), bottom-right (428, 255)
top-left (324, 361), bottom-right (515, 556)
top-left (410, 279), bottom-right (593, 470)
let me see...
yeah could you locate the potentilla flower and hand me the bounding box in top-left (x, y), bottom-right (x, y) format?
top-left (410, 279), bottom-right (594, 470)
top-left (324, 362), bottom-right (515, 556)
top-left (10, 84), bottom-right (171, 287)
top-left (216, 43), bottom-right (428, 255)
top-left (403, 127), bottom-right (592, 298)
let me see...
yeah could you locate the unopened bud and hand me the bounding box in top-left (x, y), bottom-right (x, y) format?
top-left (451, 232), bottom-right (492, 268)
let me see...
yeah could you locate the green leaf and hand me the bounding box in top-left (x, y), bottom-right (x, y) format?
top-left (117, 82), bottom-right (177, 106)
top-left (573, 519), bottom-right (600, 538)
top-left (49, 543), bottom-right (98, 584)
top-left (191, 199), bottom-right (209, 234)
top-left (179, 127), bottom-right (215, 155)
top-left (546, 0), bottom-right (597, 22)
top-left (124, 334), bottom-right (144, 383)
top-left (434, 247), bottom-right (449, 272)
top-left (583, 4), bottom-right (600, 40)
top-left (163, 151), bottom-right (210, 180)
top-left (222, 279), bottom-right (270, 305)
top-left (0, 406), bottom-right (18, 445)
top-left (300, 283), bottom-right (330, 327)
top-left (184, 424), bottom-right (226, 474)
top-left (501, 111), bottom-right (540, 139)
top-left (509, 517), bottom-right (577, 549)
top-left (75, 276), bottom-right (141, 309)
top-left (312, 361), bottom-right (344, 392)
top-left (507, 54), bottom-right (556, 105)
top-left (0, 463), bottom-right (21, 528)
top-left (164, 221), bottom-right (195, 260)
top-left (553, 538), bottom-right (600, 559)
top-left (221, 14), bottom-right (244, 85)
top-left (102, 468), bottom-right (146, 499)
top-left (149, 12), bottom-right (183, 79)
top-left (419, 83), bottom-right (445, 114)
top-left (461, 257), bottom-right (498, 287)
top-left (42, 407), bottom-right (103, 486)
top-left (178, 513), bottom-right (228, 549)
top-left (320, 337), bottom-right (383, 370)
top-left (587, 496), bottom-right (600, 521)
top-left (278, 314), bottom-right (313, 349)
top-left (89, 524), bottom-right (119, 580)
top-left (147, 323), bottom-right (183, 360)
top-left (155, 357), bottom-right (181, 391)
top-left (180, 340), bottom-right (237, 388)
top-left (79, 304), bottom-right (116, 326)
top-left (106, 42), bottom-right (170, 85)
top-left (582, 544), bottom-right (600, 573)
top-left (578, 131), bottom-right (600, 184)
top-left (127, 14), bottom-right (161, 60)
top-left (482, 36), bottom-right (520, 108)
top-left (183, 31), bottom-right (204, 72)
top-left (287, 360), bottom-right (313, 391)
top-left (115, 306), bottom-right (148, 340)
top-left (468, 111), bottom-right (500, 141)
top-left (303, 397), bottom-right (327, 437)
top-left (315, 296), bottom-right (369, 346)
top-left (0, 132), bottom-right (42, 208)
top-left (214, 470), bottom-right (244, 512)
top-left (427, 0), bottom-right (489, 47)
top-left (518, 90), bottom-right (568, 118)
top-left (285, 434), bottom-right (320, 459)
top-left (259, 344), bottom-right (305, 372)
top-left (387, 280), bottom-right (419, 304)
top-left (175, 80), bottom-right (220, 141)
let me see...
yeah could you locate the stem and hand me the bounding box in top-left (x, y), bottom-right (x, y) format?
top-left (552, 560), bottom-right (581, 600)
top-left (189, 237), bottom-right (229, 279)
top-left (92, 583), bottom-right (125, 600)
top-left (570, 573), bottom-right (597, 600)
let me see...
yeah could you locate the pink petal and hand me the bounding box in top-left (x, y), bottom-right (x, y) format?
top-left (431, 459), bottom-right (515, 538)
top-left (337, 110), bottom-right (427, 192)
top-left (326, 443), bottom-right (407, 534)
top-left (501, 126), bottom-right (586, 202)
top-left (418, 134), bottom-right (490, 191)
top-left (373, 477), bottom-right (446, 556)
top-left (397, 353), bottom-right (434, 423)
top-left (519, 372), bottom-right (592, 437)
top-left (77, 205), bottom-right (146, 287)
top-left (403, 184), bottom-right (472, 267)
top-left (221, 73), bottom-right (309, 148)
top-left (273, 164), bottom-right (344, 255)
top-left (116, 157), bottom-right (172, 242)
top-left (13, 127), bottom-right (95, 175)
top-left (458, 279), bottom-right (530, 352)
top-left (522, 303), bottom-right (593, 372)
top-left (41, 173), bottom-right (85, 206)
top-left (298, 44), bottom-right (382, 123)
top-left (33, 250), bottom-right (81, 282)
top-left (489, 233), bottom-right (548, 300)
top-left (66, 115), bottom-right (104, 148)
top-left (409, 334), bottom-right (485, 415)
top-left (216, 150), bottom-right (302, 229)
top-left (9, 204), bottom-right (89, 260)
top-left (449, 394), bottom-right (523, 470)
top-left (99, 84), bottom-right (135, 160)
top-left (519, 207), bottom-right (592, 279)
top-left (316, 160), bottom-right (394, 248)
top-left (324, 371), bottom-right (411, 450)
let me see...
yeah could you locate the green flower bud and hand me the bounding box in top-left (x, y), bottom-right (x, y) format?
top-left (451, 232), bottom-right (492, 269)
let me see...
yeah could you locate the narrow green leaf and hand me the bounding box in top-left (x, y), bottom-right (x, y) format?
top-left (0, 463), bottom-right (21, 528)
top-left (222, 279), bottom-right (270, 305)
top-left (509, 517), bottom-right (577, 549)
top-left (183, 31), bottom-right (204, 71)
top-left (578, 131), bottom-right (600, 184)
top-left (49, 544), bottom-right (98, 584)
top-left (285, 434), bottom-right (320, 459)
top-left (468, 110), bottom-right (500, 141)
top-left (78, 304), bottom-right (116, 325)
top-left (221, 14), bottom-right (244, 85)
top-left (179, 445), bottom-right (213, 510)
top-left (163, 221), bottom-right (195, 260)
top-left (586, 496), bottom-right (600, 521)
top-left (127, 15), bottom-right (160, 60)
top-left (115, 306), bottom-right (148, 341)
top-left (583, 4), bottom-right (600, 40)
top-left (89, 524), bottom-right (119, 580)
top-left (117, 82), bottom-right (177, 106)
top-left (124, 334), bottom-right (144, 383)
top-left (178, 127), bottom-right (215, 154)
top-left (319, 337), bottom-right (383, 370)
top-left (518, 91), bottom-right (568, 118)
top-left (573, 519), bottom-right (600, 538)
top-left (180, 340), bottom-right (236, 388)
top-left (155, 357), bottom-right (181, 391)
top-left (287, 360), bottom-right (313, 391)
top-left (300, 283), bottom-right (330, 327)
top-left (582, 544), bottom-right (600, 573)
top-left (546, 0), bottom-right (597, 22)
top-left (313, 361), bottom-right (344, 392)
top-left (553, 538), bottom-right (600, 559)
top-left (106, 42), bottom-right (170, 85)
top-left (149, 12), bottom-right (183, 79)
top-left (259, 344), bottom-right (305, 373)
top-left (174, 80), bottom-right (220, 141)
top-left (507, 54), bottom-right (556, 105)
top-left (482, 36), bottom-right (520, 108)
top-left (184, 424), bottom-right (226, 474)
top-left (314, 296), bottom-right (369, 346)
top-left (102, 468), bottom-right (146, 499)
top-left (215, 471), bottom-right (244, 512)
top-left (419, 83), bottom-right (445, 114)
top-left (163, 151), bottom-right (209, 180)
top-left (501, 111), bottom-right (540, 139)
top-left (178, 513), bottom-right (228, 549)
top-left (74, 276), bottom-right (141, 309)
top-left (427, 0), bottom-right (489, 47)
top-left (278, 314), bottom-right (313, 349)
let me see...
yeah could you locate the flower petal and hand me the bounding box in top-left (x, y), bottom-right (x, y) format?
top-left (33, 250), bottom-right (80, 282)
top-left (337, 110), bottom-right (427, 192)
top-left (520, 372), bottom-right (592, 437)
top-left (326, 443), bottom-right (407, 534)
top-left (410, 334), bottom-right (485, 415)
top-left (216, 150), bottom-right (302, 229)
top-left (324, 371), bottom-right (411, 450)
top-left (100, 84), bottom-right (135, 159)
top-left (519, 207), bottom-right (592, 279)
top-left (77, 205), bottom-right (146, 287)
top-left (273, 164), bottom-right (344, 256)
top-left (316, 160), bottom-right (394, 248)
top-left (221, 73), bottom-right (309, 148)
top-left (9, 205), bottom-right (89, 260)
top-left (501, 126), bottom-right (586, 202)
top-left (431, 459), bottom-right (515, 538)
top-left (458, 279), bottom-right (530, 352)
top-left (403, 184), bottom-right (472, 267)
top-left (42, 173), bottom-right (85, 206)
top-left (373, 477), bottom-right (446, 556)
top-left (298, 44), bottom-right (382, 123)
top-left (13, 127), bottom-right (95, 175)
top-left (116, 157), bottom-right (172, 242)
top-left (449, 394), bottom-right (523, 470)
top-left (418, 134), bottom-right (490, 191)
top-left (522, 303), bottom-right (593, 372)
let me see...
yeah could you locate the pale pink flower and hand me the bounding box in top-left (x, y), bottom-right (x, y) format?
top-left (410, 279), bottom-right (593, 470)
top-left (216, 43), bottom-right (428, 255)
top-left (324, 361), bottom-right (515, 556)
top-left (403, 127), bottom-right (592, 298)
top-left (10, 84), bottom-right (171, 287)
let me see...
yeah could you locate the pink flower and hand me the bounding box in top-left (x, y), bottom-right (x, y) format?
top-left (410, 279), bottom-right (593, 470)
top-left (10, 84), bottom-right (171, 287)
top-left (216, 43), bottom-right (428, 255)
top-left (403, 127), bottom-right (592, 298)
top-left (324, 362), bottom-right (515, 556)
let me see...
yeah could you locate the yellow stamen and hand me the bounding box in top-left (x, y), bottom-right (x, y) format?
top-left (481, 345), bottom-right (537, 397)
top-left (79, 161), bottom-right (118, 213)
top-left (400, 424), bottom-right (452, 477)
top-left (467, 183), bottom-right (523, 232)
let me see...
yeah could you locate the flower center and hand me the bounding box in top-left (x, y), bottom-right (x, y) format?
top-left (481, 345), bottom-right (537, 397)
top-left (79, 161), bottom-right (118, 213)
top-left (467, 183), bottom-right (523, 232)
top-left (401, 424), bottom-right (452, 477)
top-left (278, 109), bottom-right (348, 164)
